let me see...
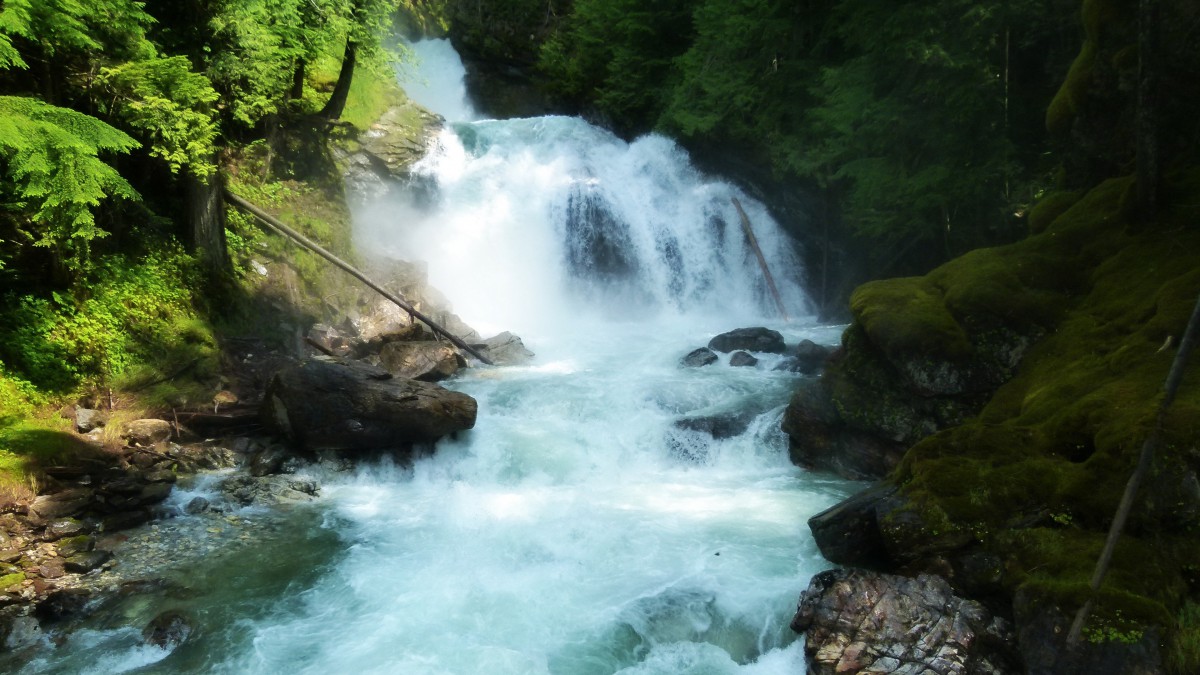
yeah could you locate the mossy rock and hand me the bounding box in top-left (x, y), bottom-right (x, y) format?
top-left (877, 169), bottom-right (1200, 642)
top-left (1029, 190), bottom-right (1084, 235)
top-left (0, 571), bottom-right (24, 590)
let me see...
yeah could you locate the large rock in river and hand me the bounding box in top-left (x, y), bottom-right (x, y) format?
top-left (262, 358), bottom-right (476, 451)
top-left (707, 327), bottom-right (786, 354)
top-left (792, 568), bottom-right (1016, 675)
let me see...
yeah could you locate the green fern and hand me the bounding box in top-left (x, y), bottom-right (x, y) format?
top-left (0, 96), bottom-right (140, 267)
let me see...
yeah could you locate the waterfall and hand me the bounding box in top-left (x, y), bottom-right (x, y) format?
top-left (10, 39), bottom-right (856, 675)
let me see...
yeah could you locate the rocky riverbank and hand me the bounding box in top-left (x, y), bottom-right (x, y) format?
top-left (784, 173), bottom-right (1200, 672)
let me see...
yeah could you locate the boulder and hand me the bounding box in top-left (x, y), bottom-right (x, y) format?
top-left (378, 341), bottom-right (465, 381)
top-left (728, 351), bottom-right (758, 367)
top-left (792, 568), bottom-right (1016, 675)
top-left (64, 550), bottom-right (112, 573)
top-left (680, 348), bottom-right (718, 368)
top-left (782, 378), bottom-right (905, 480)
top-left (29, 488), bottom-right (95, 522)
top-left (673, 412), bottom-right (755, 440)
top-left (142, 610), bottom-right (194, 649)
top-left (262, 358), bottom-right (477, 452)
top-left (477, 332), bottom-right (534, 366)
top-left (74, 407), bottom-right (106, 433)
top-left (807, 483), bottom-right (897, 569)
top-left (306, 323), bottom-right (359, 358)
top-left (35, 588), bottom-right (93, 623)
top-left (122, 419), bottom-right (172, 446)
top-left (707, 327), bottom-right (786, 354)
top-left (792, 339), bottom-right (833, 375)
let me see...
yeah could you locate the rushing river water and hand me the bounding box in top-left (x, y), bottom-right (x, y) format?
top-left (11, 40), bottom-right (858, 674)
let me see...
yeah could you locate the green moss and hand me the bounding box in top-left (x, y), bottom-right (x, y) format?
top-left (850, 278), bottom-right (972, 362)
top-left (0, 572), bottom-right (24, 589)
top-left (866, 168), bottom-right (1200, 641)
top-left (1029, 191), bottom-right (1084, 235)
top-left (1047, 41), bottom-right (1097, 134)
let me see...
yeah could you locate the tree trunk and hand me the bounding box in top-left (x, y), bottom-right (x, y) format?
top-left (1135, 0), bottom-right (1160, 221)
top-left (290, 58), bottom-right (306, 100)
top-left (320, 40), bottom-right (358, 120)
top-left (184, 169), bottom-right (230, 278)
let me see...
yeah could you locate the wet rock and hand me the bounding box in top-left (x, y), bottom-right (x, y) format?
top-left (101, 509), bottom-right (152, 533)
top-left (137, 483), bottom-right (173, 506)
top-left (221, 475), bottom-right (319, 506)
top-left (249, 444), bottom-right (289, 477)
top-left (673, 412), bottom-right (754, 440)
top-left (44, 518), bottom-right (87, 541)
top-left (35, 588), bottom-right (93, 623)
top-left (378, 340), bottom-right (465, 381)
top-left (143, 469), bottom-right (177, 484)
top-left (142, 610), bottom-right (194, 649)
top-left (807, 483), bottom-right (898, 569)
top-left (64, 550), bottom-right (112, 573)
top-left (55, 535), bottom-right (95, 557)
top-left (123, 419), bottom-right (173, 446)
top-left (37, 558), bottom-right (65, 579)
top-left (1, 614), bottom-right (42, 651)
top-left (792, 339), bottom-right (833, 375)
top-left (728, 351), bottom-right (758, 367)
top-left (184, 497), bottom-right (211, 515)
top-left (782, 378), bottom-right (905, 480)
top-left (74, 407), bottom-right (107, 433)
top-left (476, 331), bottom-right (534, 366)
top-left (262, 358), bottom-right (477, 452)
top-left (707, 327), bottom-right (786, 354)
top-left (0, 549), bottom-right (19, 564)
top-left (29, 488), bottom-right (95, 522)
top-left (680, 348), bottom-right (718, 367)
top-left (792, 568), bottom-right (1016, 675)
top-left (306, 323), bottom-right (359, 358)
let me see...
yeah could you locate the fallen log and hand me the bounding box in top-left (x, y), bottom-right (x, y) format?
top-left (224, 189), bottom-right (494, 365)
top-left (731, 197), bottom-right (790, 322)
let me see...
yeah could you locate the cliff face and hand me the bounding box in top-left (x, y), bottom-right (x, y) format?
top-left (785, 170), bottom-right (1200, 667)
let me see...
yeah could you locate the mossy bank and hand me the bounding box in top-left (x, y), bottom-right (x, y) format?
top-left (787, 169), bottom-right (1200, 670)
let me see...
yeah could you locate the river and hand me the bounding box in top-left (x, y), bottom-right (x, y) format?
top-left (12, 39), bottom-right (857, 675)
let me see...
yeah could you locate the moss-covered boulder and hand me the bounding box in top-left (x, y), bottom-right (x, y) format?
top-left (799, 169), bottom-right (1200, 670)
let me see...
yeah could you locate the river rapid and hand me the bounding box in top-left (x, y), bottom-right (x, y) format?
top-left (11, 39), bottom-right (857, 674)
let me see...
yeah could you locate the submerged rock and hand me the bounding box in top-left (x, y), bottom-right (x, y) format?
top-left (707, 327), bottom-right (786, 354)
top-left (728, 351), bottom-right (758, 367)
top-left (262, 358), bottom-right (477, 452)
top-left (680, 347), bottom-right (718, 368)
top-left (792, 568), bottom-right (1016, 675)
top-left (142, 610), bottom-right (194, 649)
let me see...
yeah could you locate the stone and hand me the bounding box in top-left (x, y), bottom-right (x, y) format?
top-left (728, 351), bottom-right (758, 367)
top-left (378, 340), bottom-right (464, 381)
top-left (74, 407), bottom-right (106, 433)
top-left (2, 614), bottom-right (42, 651)
top-left (707, 327), bottom-right (786, 354)
top-left (807, 483), bottom-right (898, 568)
top-left (143, 469), bottom-right (177, 484)
top-left (35, 588), bottom-right (93, 623)
top-left (680, 348), bottom-right (718, 367)
top-left (37, 559), bottom-right (65, 579)
top-left (249, 445), bottom-right (288, 477)
top-left (792, 568), bottom-right (1016, 675)
top-left (123, 419), bottom-right (172, 446)
top-left (55, 535), bottom-right (95, 557)
top-left (29, 488), bottom-right (95, 522)
top-left (781, 378), bottom-right (905, 480)
top-left (101, 509), bottom-right (152, 532)
top-left (476, 331), bottom-right (535, 366)
top-left (142, 610), bottom-right (193, 649)
top-left (63, 550), bottom-right (112, 573)
top-left (137, 482), bottom-right (173, 506)
top-left (306, 323), bottom-right (358, 358)
top-left (184, 497), bottom-right (210, 515)
top-left (792, 339), bottom-right (833, 374)
top-left (673, 412), bottom-right (754, 440)
top-left (44, 518), bottom-right (86, 541)
top-left (262, 358), bottom-right (477, 452)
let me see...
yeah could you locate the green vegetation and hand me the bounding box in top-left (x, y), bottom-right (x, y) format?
top-left (0, 1), bottom-right (408, 496)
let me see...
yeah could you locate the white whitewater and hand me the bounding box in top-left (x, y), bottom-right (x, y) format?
top-left (12, 39), bottom-right (857, 675)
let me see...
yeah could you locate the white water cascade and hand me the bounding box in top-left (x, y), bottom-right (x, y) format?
top-left (10, 40), bottom-right (857, 675)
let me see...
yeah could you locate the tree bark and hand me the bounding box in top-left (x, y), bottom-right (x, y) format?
top-left (1135, 0), bottom-right (1160, 221)
top-left (320, 40), bottom-right (358, 120)
top-left (290, 58), bottom-right (306, 100)
top-left (184, 169), bottom-right (230, 278)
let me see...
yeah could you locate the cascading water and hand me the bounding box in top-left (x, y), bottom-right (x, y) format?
top-left (8, 40), bottom-right (857, 675)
